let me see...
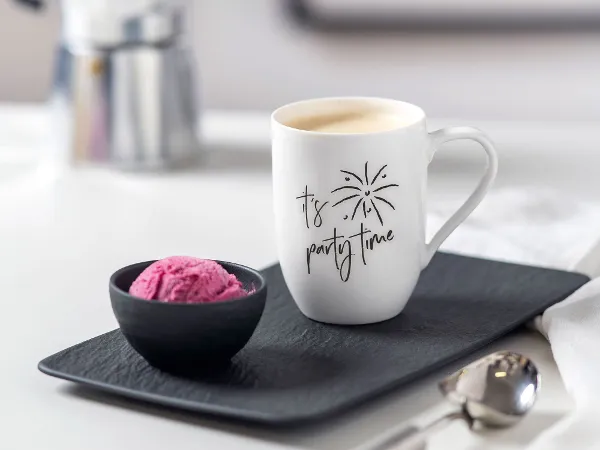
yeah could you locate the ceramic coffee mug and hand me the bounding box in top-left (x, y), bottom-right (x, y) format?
top-left (272, 97), bottom-right (498, 325)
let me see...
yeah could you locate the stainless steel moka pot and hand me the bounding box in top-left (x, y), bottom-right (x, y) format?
top-left (17, 0), bottom-right (201, 170)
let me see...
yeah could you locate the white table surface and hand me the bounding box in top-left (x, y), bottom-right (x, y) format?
top-left (2, 104), bottom-right (600, 450)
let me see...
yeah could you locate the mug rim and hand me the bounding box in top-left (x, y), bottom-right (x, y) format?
top-left (271, 96), bottom-right (426, 137)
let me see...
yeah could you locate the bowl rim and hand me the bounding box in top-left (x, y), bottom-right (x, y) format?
top-left (109, 259), bottom-right (267, 307)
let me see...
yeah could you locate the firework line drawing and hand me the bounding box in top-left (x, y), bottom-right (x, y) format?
top-left (340, 170), bottom-right (363, 185)
top-left (331, 162), bottom-right (399, 226)
top-left (332, 194), bottom-right (360, 207)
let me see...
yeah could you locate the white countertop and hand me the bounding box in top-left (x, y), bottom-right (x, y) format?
top-left (2, 104), bottom-right (600, 450)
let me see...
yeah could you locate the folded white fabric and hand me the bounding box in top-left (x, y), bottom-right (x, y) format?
top-left (427, 186), bottom-right (600, 449)
top-left (426, 187), bottom-right (600, 274)
top-left (528, 279), bottom-right (600, 449)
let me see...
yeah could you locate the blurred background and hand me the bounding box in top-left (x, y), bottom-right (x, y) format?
top-left (5, 4), bottom-right (600, 449)
top-left (2, 0), bottom-right (600, 121)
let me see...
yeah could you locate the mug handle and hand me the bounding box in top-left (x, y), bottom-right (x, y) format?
top-left (422, 126), bottom-right (498, 267)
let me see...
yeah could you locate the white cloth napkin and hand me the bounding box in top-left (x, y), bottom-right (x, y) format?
top-left (527, 279), bottom-right (600, 449)
top-left (427, 186), bottom-right (600, 449)
top-left (427, 187), bottom-right (600, 274)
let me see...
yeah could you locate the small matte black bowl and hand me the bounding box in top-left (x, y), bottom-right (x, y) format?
top-left (109, 260), bottom-right (267, 374)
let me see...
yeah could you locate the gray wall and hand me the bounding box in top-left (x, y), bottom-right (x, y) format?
top-left (0, 1), bottom-right (59, 102)
top-left (2, 0), bottom-right (600, 121)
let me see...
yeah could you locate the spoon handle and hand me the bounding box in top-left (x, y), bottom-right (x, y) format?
top-left (357, 410), bottom-right (467, 450)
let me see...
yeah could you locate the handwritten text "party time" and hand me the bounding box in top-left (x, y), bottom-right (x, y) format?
top-left (296, 185), bottom-right (394, 282)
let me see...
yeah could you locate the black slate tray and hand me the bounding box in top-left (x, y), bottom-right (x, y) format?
top-left (39, 252), bottom-right (589, 425)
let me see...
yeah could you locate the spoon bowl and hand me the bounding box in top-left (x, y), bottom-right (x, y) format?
top-left (359, 351), bottom-right (541, 450)
top-left (439, 351), bottom-right (541, 427)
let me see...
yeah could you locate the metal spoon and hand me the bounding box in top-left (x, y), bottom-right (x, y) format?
top-left (358, 351), bottom-right (541, 450)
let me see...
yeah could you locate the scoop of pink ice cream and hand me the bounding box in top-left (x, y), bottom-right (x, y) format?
top-left (129, 256), bottom-right (249, 303)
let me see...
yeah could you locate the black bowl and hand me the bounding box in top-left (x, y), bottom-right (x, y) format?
top-left (109, 260), bottom-right (267, 374)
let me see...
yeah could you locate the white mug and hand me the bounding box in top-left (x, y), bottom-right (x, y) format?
top-left (272, 97), bottom-right (498, 325)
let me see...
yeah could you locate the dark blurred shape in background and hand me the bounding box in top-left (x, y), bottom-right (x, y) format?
top-left (1, 0), bottom-right (600, 121)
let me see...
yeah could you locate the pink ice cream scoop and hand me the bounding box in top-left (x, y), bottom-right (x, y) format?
top-left (129, 256), bottom-right (250, 303)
